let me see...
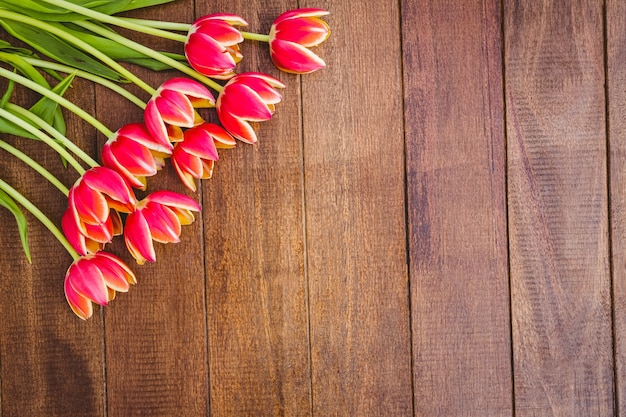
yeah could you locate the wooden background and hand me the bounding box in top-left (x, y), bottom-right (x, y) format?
top-left (0, 0), bottom-right (623, 415)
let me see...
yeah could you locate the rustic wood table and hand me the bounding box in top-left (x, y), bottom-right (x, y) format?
top-left (0, 0), bottom-right (622, 415)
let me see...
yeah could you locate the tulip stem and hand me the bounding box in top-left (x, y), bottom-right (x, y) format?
top-left (0, 179), bottom-right (80, 260)
top-left (19, 57), bottom-right (147, 109)
top-left (118, 17), bottom-right (191, 32)
top-left (0, 67), bottom-right (114, 138)
top-left (40, 0), bottom-right (189, 43)
top-left (0, 9), bottom-right (155, 95)
top-left (74, 20), bottom-right (224, 93)
top-left (241, 32), bottom-right (270, 42)
top-left (0, 107), bottom-right (87, 175)
top-left (0, 139), bottom-right (70, 196)
top-left (6, 103), bottom-right (100, 169)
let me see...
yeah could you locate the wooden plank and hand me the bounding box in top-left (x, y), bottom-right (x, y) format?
top-left (198, 1), bottom-right (312, 415)
top-left (96, 2), bottom-right (208, 415)
top-left (300, 1), bottom-right (413, 415)
top-left (607, 0), bottom-right (626, 413)
top-left (0, 81), bottom-right (106, 415)
top-left (504, 1), bottom-right (613, 414)
top-left (402, 0), bottom-right (512, 415)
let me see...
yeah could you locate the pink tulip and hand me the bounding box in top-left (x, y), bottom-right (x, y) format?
top-left (216, 72), bottom-right (285, 144)
top-left (185, 14), bottom-right (248, 79)
top-left (62, 206), bottom-right (122, 256)
top-left (68, 167), bottom-right (136, 228)
top-left (64, 251), bottom-right (136, 320)
top-left (102, 123), bottom-right (169, 190)
top-left (269, 8), bottom-right (330, 74)
top-left (123, 191), bottom-right (201, 264)
top-left (171, 123), bottom-right (235, 191)
top-left (145, 78), bottom-right (215, 150)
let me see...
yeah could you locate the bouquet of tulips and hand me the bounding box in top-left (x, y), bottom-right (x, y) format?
top-left (0, 0), bottom-right (330, 319)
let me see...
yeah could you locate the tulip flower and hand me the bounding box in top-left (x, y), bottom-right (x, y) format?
top-left (145, 78), bottom-right (215, 149)
top-left (64, 251), bottom-right (137, 320)
top-left (268, 9), bottom-right (330, 74)
top-left (216, 72), bottom-right (285, 144)
top-left (68, 166), bottom-right (136, 227)
top-left (171, 123), bottom-right (236, 191)
top-left (102, 123), bottom-right (169, 190)
top-left (185, 14), bottom-right (248, 79)
top-left (124, 191), bottom-right (201, 264)
top-left (62, 206), bottom-right (122, 256)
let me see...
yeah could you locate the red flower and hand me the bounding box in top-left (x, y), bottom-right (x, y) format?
top-left (185, 14), bottom-right (248, 79)
top-left (145, 78), bottom-right (215, 149)
top-left (123, 191), bottom-right (201, 264)
top-left (172, 123), bottom-right (235, 191)
top-left (68, 167), bottom-right (136, 227)
top-left (269, 9), bottom-right (330, 74)
top-left (216, 72), bottom-right (285, 144)
top-left (62, 205), bottom-right (122, 256)
top-left (64, 251), bottom-right (136, 320)
top-left (102, 123), bottom-right (169, 190)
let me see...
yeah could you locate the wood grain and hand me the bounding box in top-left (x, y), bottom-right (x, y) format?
top-left (300, 1), bottom-right (413, 415)
top-left (402, 1), bottom-right (512, 415)
top-left (95, 2), bottom-right (208, 415)
top-left (505, 0), bottom-right (613, 414)
top-left (607, 0), bottom-right (626, 413)
top-left (0, 80), bottom-right (106, 416)
top-left (198, 1), bottom-right (312, 415)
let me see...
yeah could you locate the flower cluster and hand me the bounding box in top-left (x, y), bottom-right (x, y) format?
top-left (0, 3), bottom-right (330, 319)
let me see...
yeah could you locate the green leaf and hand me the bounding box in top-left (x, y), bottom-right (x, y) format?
top-left (0, 189), bottom-right (32, 263)
top-left (0, 79), bottom-right (15, 109)
top-left (58, 22), bottom-right (185, 70)
top-left (0, 52), bottom-right (51, 88)
top-left (0, 19), bottom-right (125, 81)
top-left (0, 0), bottom-right (134, 21)
top-left (29, 72), bottom-right (75, 134)
top-left (119, 0), bottom-right (175, 12)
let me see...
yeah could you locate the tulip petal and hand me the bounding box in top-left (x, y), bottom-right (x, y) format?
top-left (274, 17), bottom-right (330, 46)
top-left (98, 252), bottom-right (137, 285)
top-left (144, 101), bottom-right (175, 152)
top-left (124, 211), bottom-right (156, 264)
top-left (271, 39), bottom-right (326, 73)
top-left (155, 89), bottom-right (195, 127)
top-left (195, 13), bottom-right (249, 27)
top-left (217, 111), bottom-right (258, 144)
top-left (146, 191), bottom-right (202, 212)
top-left (82, 167), bottom-right (136, 209)
top-left (182, 125), bottom-right (220, 160)
top-left (67, 258), bottom-right (109, 306)
top-left (93, 255), bottom-right (130, 292)
top-left (220, 84), bottom-right (273, 120)
top-left (161, 78), bottom-right (215, 101)
top-left (143, 203), bottom-right (181, 243)
top-left (71, 182), bottom-right (109, 225)
top-left (64, 277), bottom-right (93, 320)
top-left (62, 208), bottom-right (89, 256)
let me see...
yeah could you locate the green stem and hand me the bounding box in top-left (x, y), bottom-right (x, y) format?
top-left (0, 9), bottom-right (155, 94)
top-left (39, 0), bottom-right (188, 42)
top-left (0, 67), bottom-right (113, 138)
top-left (0, 178), bottom-right (79, 260)
top-left (6, 103), bottom-right (99, 168)
top-left (0, 107), bottom-right (87, 175)
top-left (21, 57), bottom-right (146, 109)
top-left (241, 31), bottom-right (270, 42)
top-left (0, 139), bottom-right (70, 196)
top-left (119, 17), bottom-right (191, 32)
top-left (76, 20), bottom-right (224, 92)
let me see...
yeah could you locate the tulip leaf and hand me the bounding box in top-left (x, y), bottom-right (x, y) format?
top-left (59, 22), bottom-right (185, 71)
top-left (0, 19), bottom-right (125, 82)
top-left (0, 189), bottom-right (31, 263)
top-left (0, 79), bottom-right (15, 110)
top-left (0, 0), bottom-right (173, 22)
top-left (29, 72), bottom-right (75, 137)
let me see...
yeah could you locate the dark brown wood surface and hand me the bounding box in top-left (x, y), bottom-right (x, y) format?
top-left (0, 0), bottom-right (623, 416)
